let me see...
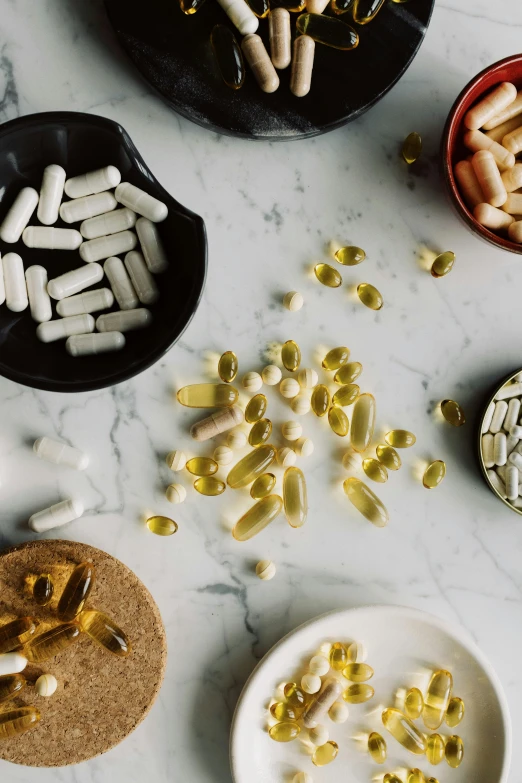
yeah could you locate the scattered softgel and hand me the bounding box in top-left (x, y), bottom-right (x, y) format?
top-left (33, 573), bottom-right (54, 606)
top-left (283, 466), bottom-right (308, 527)
top-left (402, 132), bottom-right (422, 164)
top-left (24, 623), bottom-right (80, 662)
top-left (227, 445), bottom-right (277, 488)
top-left (445, 735), bottom-right (464, 768)
top-left (368, 731), bottom-right (387, 764)
top-left (147, 516), bottom-right (178, 536)
top-left (328, 406), bottom-right (349, 436)
top-left (385, 429), bottom-right (416, 448)
top-left (343, 477), bottom-right (388, 527)
top-left (357, 282), bottom-right (383, 310)
top-left (57, 562), bottom-right (94, 621)
top-left (0, 617), bottom-right (38, 654)
top-left (250, 472), bottom-right (276, 499)
top-left (245, 393), bottom-right (267, 422)
top-left (218, 350), bottom-right (239, 382)
top-left (194, 476), bottom-right (226, 496)
top-left (441, 399), bottom-right (466, 427)
top-left (335, 362), bottom-right (362, 384)
top-left (186, 457), bottom-right (219, 476)
top-left (334, 246), bottom-right (365, 265)
top-left (269, 721), bottom-right (300, 741)
top-left (422, 460), bottom-right (446, 489)
top-left (312, 740), bottom-right (338, 766)
top-left (311, 384), bottom-right (331, 417)
top-left (343, 683), bottom-right (374, 703)
top-left (382, 708), bottom-right (427, 754)
top-left (314, 262), bottom-right (342, 287)
top-left (78, 610), bottom-right (130, 657)
top-left (177, 383), bottom-right (239, 408)
top-left (232, 495), bottom-right (283, 540)
top-left (322, 346), bottom-right (350, 370)
top-left (376, 444), bottom-right (401, 470)
top-left (296, 13), bottom-right (358, 50)
top-left (431, 251), bottom-right (455, 278)
top-left (0, 706), bottom-right (41, 739)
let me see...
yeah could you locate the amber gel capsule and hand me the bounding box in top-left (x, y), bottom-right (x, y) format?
top-left (218, 350), bottom-right (239, 382)
top-left (250, 472), bottom-right (276, 499)
top-left (312, 740), bottom-right (338, 766)
top-left (343, 477), bottom-right (388, 527)
top-left (441, 399), bottom-right (465, 427)
top-left (445, 696), bottom-right (465, 727)
top-left (177, 383), bottom-right (239, 408)
top-left (249, 418), bottom-right (272, 446)
top-left (25, 623), bottom-right (81, 662)
top-left (245, 0), bottom-right (269, 15)
top-left (423, 460), bottom-right (446, 489)
top-left (245, 393), bottom-right (267, 422)
top-left (0, 673), bottom-right (26, 704)
top-left (431, 251), bottom-right (455, 279)
top-left (186, 457), bottom-right (219, 476)
top-left (445, 735), bottom-right (464, 768)
top-left (382, 708), bottom-right (427, 754)
top-left (423, 670), bottom-right (453, 730)
top-left (232, 495), bottom-right (283, 541)
top-left (211, 27), bottom-right (245, 90)
top-left (352, 0), bottom-right (385, 24)
top-left (385, 429), bottom-right (416, 448)
top-left (296, 13), bottom-right (358, 49)
top-left (284, 682), bottom-right (307, 707)
top-left (180, 0), bottom-right (206, 12)
top-left (311, 384), bottom-right (330, 417)
top-left (314, 262), bottom-right (342, 287)
top-left (426, 733), bottom-right (445, 765)
top-left (270, 701), bottom-right (301, 721)
top-left (329, 641), bottom-right (347, 670)
top-left (269, 721), bottom-right (300, 741)
top-left (57, 562), bottom-right (94, 621)
top-left (403, 131), bottom-right (422, 164)
top-left (147, 516), bottom-right (178, 536)
top-left (368, 731), bottom-right (386, 763)
top-left (0, 617), bottom-right (38, 654)
top-left (333, 384), bottom-right (359, 407)
top-left (343, 683), bottom-right (374, 703)
top-left (78, 610), bottom-right (130, 657)
top-left (322, 346), bottom-right (350, 370)
top-left (227, 444), bottom-right (276, 488)
top-left (342, 662), bottom-right (373, 682)
top-left (283, 466), bottom-right (307, 527)
top-left (376, 444), bottom-right (401, 470)
top-left (404, 686), bottom-right (423, 719)
top-left (335, 362), bottom-right (362, 384)
top-left (194, 477), bottom-right (226, 496)
top-left (0, 706), bottom-right (40, 739)
top-left (282, 339), bottom-right (301, 372)
top-left (357, 283), bottom-right (383, 310)
top-left (33, 573), bottom-right (54, 606)
top-left (351, 392), bottom-right (376, 452)
top-left (335, 245), bottom-right (365, 265)
top-left (328, 406), bottom-right (349, 437)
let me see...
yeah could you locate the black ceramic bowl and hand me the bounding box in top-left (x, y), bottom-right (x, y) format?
top-left (0, 112), bottom-right (207, 393)
top-left (105, 0), bottom-right (435, 141)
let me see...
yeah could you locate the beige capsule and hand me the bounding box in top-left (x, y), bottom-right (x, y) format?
top-left (290, 35), bottom-right (315, 98)
top-left (501, 163), bottom-right (522, 193)
top-left (464, 82), bottom-right (517, 130)
top-left (471, 150), bottom-right (507, 207)
top-left (269, 9), bottom-right (291, 69)
top-left (463, 129), bottom-right (515, 170)
top-left (305, 0), bottom-right (329, 12)
top-left (190, 405), bottom-right (244, 441)
top-left (503, 193), bottom-right (522, 215)
top-left (485, 114), bottom-right (522, 142)
top-left (503, 125), bottom-right (522, 155)
top-left (454, 160), bottom-right (484, 208)
top-left (483, 89), bottom-right (522, 130)
top-left (508, 221), bottom-right (522, 243)
top-left (242, 34), bottom-right (279, 93)
top-left (474, 203), bottom-right (514, 230)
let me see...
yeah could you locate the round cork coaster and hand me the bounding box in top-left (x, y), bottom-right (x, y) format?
top-left (0, 539), bottom-right (167, 766)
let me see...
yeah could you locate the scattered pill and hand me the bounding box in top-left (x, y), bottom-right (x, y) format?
top-left (328, 406), bottom-right (349, 436)
top-left (25, 265), bottom-right (52, 322)
top-left (280, 377), bottom-right (300, 398)
top-left (57, 287), bottom-right (113, 317)
top-left (4, 253), bottom-right (28, 312)
top-left (29, 498), bottom-right (84, 533)
top-left (178, 383), bottom-right (239, 408)
top-left (291, 394), bottom-right (311, 415)
top-left (329, 642), bottom-right (347, 670)
top-left (301, 673), bottom-right (322, 694)
top-left (323, 346), bottom-right (349, 371)
top-left (147, 515), bottom-right (178, 536)
top-left (270, 701), bottom-right (299, 721)
top-left (166, 450), bottom-right (187, 471)
top-left (311, 384), bottom-right (330, 417)
top-left (250, 472), bottom-right (276, 498)
top-left (290, 35), bottom-right (315, 97)
top-left (0, 673), bottom-right (26, 705)
top-left (335, 246), bottom-right (365, 265)
top-left (284, 682), bottom-right (307, 707)
top-left (37, 164), bottom-right (66, 225)
top-left (440, 399), bottom-right (466, 426)
top-left (47, 262), bottom-right (104, 300)
top-left (335, 362), bottom-right (362, 384)
top-left (78, 610), bottom-right (130, 656)
top-left (218, 351), bottom-right (239, 383)
top-left (295, 437), bottom-right (314, 457)
top-left (312, 740), bottom-right (338, 766)
top-left (0, 618), bottom-right (38, 655)
top-left (249, 417), bottom-right (272, 446)
top-left (309, 725), bottom-right (329, 746)
top-left (33, 436), bottom-right (89, 470)
top-left (186, 457), bottom-right (218, 476)
top-left (227, 429), bottom-right (248, 448)
top-left (166, 483), bottom-right (187, 504)
top-left (65, 166), bottom-right (121, 199)
top-left (368, 731), bottom-right (387, 763)
top-left (241, 34), bottom-right (279, 93)
top-left (423, 460), bottom-right (446, 489)
top-left (269, 8), bottom-right (291, 69)
top-left (298, 368), bottom-right (318, 388)
top-left (232, 494), bottom-right (283, 540)
top-left (104, 256), bottom-right (139, 310)
top-left (35, 673), bottom-right (58, 697)
top-left (314, 262), bottom-right (342, 287)
top-left (245, 393), bottom-right (267, 422)
top-left (385, 429), bottom-right (416, 448)
top-left (346, 640), bottom-right (367, 662)
top-left (228, 444), bottom-right (277, 487)
top-left (382, 708), bottom-right (426, 754)
top-left (343, 477), bottom-right (388, 527)
top-left (328, 700), bottom-right (348, 723)
top-left (292, 774), bottom-right (313, 783)
top-left (262, 364), bottom-right (282, 385)
top-left (255, 559), bottom-right (276, 580)
top-left (402, 131), bottom-right (422, 164)
top-left (282, 340), bottom-right (301, 372)
top-left (242, 371), bottom-right (263, 391)
top-left (362, 457), bottom-right (387, 483)
top-left (357, 282), bottom-right (383, 310)
top-left (214, 445), bottom-right (234, 466)
top-left (283, 465), bottom-right (307, 527)
top-left (37, 314), bottom-right (95, 344)
top-left (0, 187), bottom-right (39, 243)
top-left (57, 562), bottom-right (94, 621)
top-left (431, 251), bottom-right (455, 278)
top-left (191, 406), bottom-right (244, 441)
top-left (194, 476), bottom-right (226, 495)
top-left (309, 655), bottom-right (329, 676)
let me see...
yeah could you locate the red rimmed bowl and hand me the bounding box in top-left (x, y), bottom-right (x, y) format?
top-left (442, 54), bottom-right (522, 255)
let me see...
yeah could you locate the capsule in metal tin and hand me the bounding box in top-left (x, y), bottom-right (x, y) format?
top-left (357, 282), bottom-right (383, 310)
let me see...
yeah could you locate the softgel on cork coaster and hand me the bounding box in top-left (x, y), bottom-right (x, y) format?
top-left (0, 539), bottom-right (166, 766)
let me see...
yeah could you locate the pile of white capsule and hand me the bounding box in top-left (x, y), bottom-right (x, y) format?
top-left (0, 164), bottom-right (169, 356)
top-left (481, 371), bottom-right (522, 507)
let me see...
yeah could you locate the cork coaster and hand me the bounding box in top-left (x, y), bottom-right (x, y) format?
top-left (0, 539), bottom-right (167, 766)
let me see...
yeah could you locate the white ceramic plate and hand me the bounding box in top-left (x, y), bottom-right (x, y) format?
top-left (230, 606), bottom-right (511, 783)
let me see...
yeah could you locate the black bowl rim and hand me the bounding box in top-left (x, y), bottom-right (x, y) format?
top-left (0, 111), bottom-right (207, 394)
top-left (104, 0), bottom-right (436, 142)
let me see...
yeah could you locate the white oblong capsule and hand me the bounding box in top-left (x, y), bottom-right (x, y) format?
top-left (37, 164), bottom-right (66, 225)
top-left (505, 398), bottom-right (521, 432)
top-left (36, 314), bottom-right (95, 343)
top-left (135, 217), bottom-right (168, 273)
top-left (22, 226), bottom-right (83, 250)
top-left (494, 432), bottom-right (507, 466)
top-left (104, 256), bottom-right (139, 310)
top-left (0, 653), bottom-right (27, 676)
top-left (60, 191), bottom-right (118, 224)
top-left (47, 263), bottom-right (104, 300)
top-left (28, 498), bottom-right (84, 532)
top-left (124, 250), bottom-right (159, 304)
top-left (506, 464), bottom-right (519, 500)
top-left (465, 82), bottom-right (517, 130)
top-left (482, 433), bottom-right (494, 468)
top-left (56, 288), bottom-right (114, 317)
top-left (495, 382), bottom-right (522, 401)
top-left (510, 424), bottom-right (522, 439)
top-left (25, 266), bottom-right (52, 323)
top-left (509, 450), bottom-right (522, 471)
top-left (268, 8), bottom-right (291, 70)
top-left (66, 331), bottom-right (125, 357)
top-left (215, 0), bottom-right (258, 35)
top-left (115, 183), bottom-right (168, 223)
top-left (482, 400), bottom-right (495, 433)
top-left (96, 308), bottom-right (151, 333)
top-left (80, 207), bottom-right (137, 240)
top-left (33, 436), bottom-right (89, 470)
top-left (290, 35), bottom-right (315, 98)
top-left (490, 399), bottom-right (508, 432)
top-left (0, 187), bottom-right (39, 244)
top-left (506, 433), bottom-right (519, 457)
top-left (64, 166), bottom-right (121, 199)
top-left (487, 469), bottom-right (507, 498)
top-left (79, 230), bottom-right (137, 263)
top-left (0, 256), bottom-right (5, 306)
top-left (3, 253), bottom-right (28, 312)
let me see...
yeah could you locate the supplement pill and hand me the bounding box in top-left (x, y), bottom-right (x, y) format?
top-left (376, 444), bottom-right (401, 470)
top-left (487, 468), bottom-right (506, 497)
top-left (25, 623), bottom-right (80, 662)
top-left (214, 445), bottom-right (234, 466)
top-left (241, 34), bottom-right (279, 93)
top-left (502, 192), bottom-right (522, 214)
top-left (80, 207), bottom-right (136, 240)
top-left (232, 494), bottom-right (283, 540)
top-left (60, 191), bottom-right (117, 224)
top-left (0, 618), bottom-right (38, 655)
top-left (280, 377), bottom-right (300, 398)
top-left (177, 383), bottom-right (239, 408)
top-left (66, 331), bottom-right (125, 357)
top-left (23, 226), bottom-right (82, 250)
top-left (335, 362), bottom-right (362, 384)
top-left (471, 150), bottom-right (507, 207)
top-left (408, 770), bottom-right (427, 783)
top-left (47, 262), bottom-right (103, 300)
top-left (350, 393), bottom-right (376, 452)
top-left (295, 437), bottom-right (314, 457)
top-left (262, 364), bottom-right (282, 385)
top-left (283, 290), bottom-right (304, 311)
top-left (342, 683), bottom-right (374, 703)
top-left (271, 701), bottom-right (299, 721)
top-left (190, 406), bottom-right (244, 441)
top-left (298, 368), bottom-right (318, 388)
top-left (291, 394), bottom-right (311, 415)
top-left (353, 0), bottom-right (385, 22)
top-left (312, 740), bottom-right (338, 766)
top-left (495, 381), bottom-right (522, 400)
top-left (402, 132), bottom-right (422, 164)
top-left (296, 13), bottom-right (358, 49)
top-left (111, 251), bottom-right (152, 304)
top-left (0, 653), bottom-right (27, 676)
top-left (115, 182), bottom-right (168, 222)
top-left (329, 642), bottom-right (347, 670)
top-left (4, 253), bottom-right (28, 312)
top-left (440, 399), bottom-right (466, 426)
top-left (104, 256), bottom-right (139, 310)
top-left (57, 288), bottom-right (113, 317)
top-left (343, 477), bottom-right (388, 527)
top-left (292, 774), bottom-right (312, 783)
top-left (245, 393), bottom-right (267, 422)
top-left (475, 202), bottom-right (514, 229)
top-left (357, 282), bottom-right (383, 310)
top-left (445, 735), bottom-right (464, 768)
top-left (362, 457), bottom-right (387, 483)
top-left (342, 449), bottom-right (360, 470)
top-left (269, 8), bottom-right (291, 69)
top-left (508, 221), bottom-right (522, 243)
top-left (79, 230), bottom-right (138, 264)
top-left (405, 687), bottom-right (424, 719)
top-left (33, 573), bottom-right (54, 606)
top-left (135, 216), bottom-right (168, 272)
top-left (34, 436), bottom-right (89, 470)
top-left (194, 477), bottom-right (226, 496)
top-left (166, 450), bottom-right (187, 471)
top-left (57, 562), bottom-right (94, 621)
top-left (228, 444), bottom-right (277, 487)
top-left (329, 701), bottom-right (348, 723)
top-left (446, 696), bottom-right (465, 727)
top-left (37, 164), bottom-right (66, 225)
top-left (278, 446), bottom-right (297, 467)
top-left (242, 371), bottom-right (263, 391)
top-left (501, 163), bottom-right (522, 193)
top-left (426, 733), bottom-right (445, 765)
top-left (28, 498), bottom-right (83, 533)
top-left (309, 655), bottom-right (330, 676)
top-left (0, 187), bottom-right (39, 243)
top-left (368, 731), bottom-right (387, 763)
top-left (147, 516), bottom-right (178, 535)
top-left (505, 464), bottom-right (519, 500)
top-left (96, 308), bottom-right (151, 333)
top-left (431, 251), bottom-right (455, 278)
top-left (0, 706), bottom-right (40, 738)
top-left (342, 663), bottom-right (373, 682)
top-left (248, 418), bottom-right (272, 446)
top-left (282, 420), bottom-right (302, 440)
top-left (465, 82), bottom-right (518, 130)
top-left (290, 35), bottom-right (315, 97)
top-left (227, 429), bottom-right (248, 448)
top-left (282, 340), bottom-right (301, 372)
top-left (186, 457), bottom-right (218, 476)
top-left (65, 166), bottom-right (121, 199)
top-left (255, 559), bottom-right (276, 580)
top-left (422, 460), bottom-right (446, 489)
top-left (311, 384), bottom-right (330, 417)
top-left (269, 722), bottom-right (300, 742)
top-left (483, 91), bottom-right (522, 130)
top-left (454, 160), bottom-right (485, 208)
top-left (219, 351), bottom-right (239, 383)
top-left (301, 673), bottom-right (322, 694)
top-left (211, 24), bottom-right (245, 89)
top-left (166, 483), bottom-right (186, 504)
top-left (335, 246), bottom-right (366, 265)
top-left (385, 429), bottom-right (416, 448)
top-left (328, 406), bottom-right (349, 436)
top-left (283, 466), bottom-right (307, 527)
top-left (314, 262), bottom-right (342, 287)
top-left (284, 682), bottom-right (307, 707)
top-left (332, 384), bottom-right (359, 407)
top-left (423, 670), bottom-right (453, 730)
top-left (25, 265), bottom-right (52, 322)
top-left (37, 314), bottom-right (95, 344)
top-left (382, 708), bottom-right (426, 754)
top-left (323, 346), bottom-right (350, 370)
top-left (309, 725), bottom-right (329, 745)
top-left (250, 472), bottom-right (276, 498)
top-left (35, 673), bottom-right (58, 697)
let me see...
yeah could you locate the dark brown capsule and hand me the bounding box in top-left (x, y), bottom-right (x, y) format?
top-left (57, 562), bottom-right (95, 622)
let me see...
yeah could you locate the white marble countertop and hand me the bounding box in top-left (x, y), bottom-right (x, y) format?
top-left (1, 1), bottom-right (522, 780)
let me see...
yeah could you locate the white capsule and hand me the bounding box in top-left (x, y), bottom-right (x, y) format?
top-left (57, 288), bottom-right (113, 317)
top-left (135, 217), bottom-right (168, 273)
top-left (506, 464), bottom-right (519, 501)
top-left (291, 394), bottom-right (311, 415)
top-left (166, 450), bottom-right (187, 471)
top-left (166, 483), bottom-right (186, 504)
top-left (37, 314), bottom-right (95, 343)
top-left (65, 166), bottom-right (121, 199)
top-left (261, 365), bottom-right (282, 385)
top-left (0, 653), bottom-right (27, 676)
top-left (35, 673), bottom-right (58, 697)
top-left (494, 432), bottom-right (507, 466)
top-left (96, 307), bottom-right (151, 333)
top-left (23, 226), bottom-right (82, 250)
top-left (60, 191), bottom-right (117, 224)
top-left (482, 433), bottom-right (495, 468)
top-left (298, 368), bottom-right (318, 389)
top-left (308, 725), bottom-right (329, 746)
top-left (328, 700), bottom-right (349, 724)
top-left (3, 253), bottom-right (28, 312)
top-left (505, 398), bottom-right (521, 432)
top-left (47, 263), bottom-right (103, 300)
top-left (514, 371), bottom-right (522, 382)
top-left (490, 400), bottom-right (508, 433)
top-left (510, 424), bottom-right (522, 439)
top-left (309, 655), bottom-right (330, 676)
top-left (346, 640), bottom-right (368, 662)
top-left (509, 450), bottom-right (522, 470)
top-left (481, 400), bottom-right (495, 433)
top-left (80, 207), bottom-right (137, 240)
top-left (66, 331), bottom-right (125, 357)
top-left (213, 445), bottom-right (234, 466)
top-left (0, 187), bottom-right (38, 243)
top-left (280, 377), bottom-right (300, 398)
top-left (80, 230), bottom-right (137, 264)
top-left (281, 420), bottom-right (302, 441)
top-left (37, 164), bottom-right (66, 225)
top-left (487, 469), bottom-right (507, 498)
top-left (29, 498), bottom-right (84, 532)
top-left (216, 0), bottom-right (258, 35)
top-left (295, 437), bottom-right (314, 457)
top-left (283, 291), bottom-right (303, 311)
top-left (24, 266), bottom-right (51, 323)
top-left (33, 436), bottom-right (89, 470)
top-left (495, 382), bottom-right (522, 401)
top-left (115, 182), bottom-right (168, 223)
top-left (255, 560), bottom-right (276, 580)
top-left (123, 250), bottom-right (159, 305)
top-left (277, 446), bottom-right (296, 467)
top-left (0, 256), bottom-right (5, 306)
top-left (104, 256), bottom-right (139, 310)
top-left (507, 434), bottom-right (519, 457)
top-left (301, 673), bottom-right (321, 694)
top-left (227, 430), bottom-right (248, 449)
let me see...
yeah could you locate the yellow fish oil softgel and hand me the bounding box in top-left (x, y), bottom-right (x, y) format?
top-left (232, 494), bottom-right (283, 540)
top-left (352, 0), bottom-right (385, 24)
top-left (250, 472), bottom-right (276, 499)
top-left (445, 696), bottom-right (464, 727)
top-left (329, 641), bottom-right (347, 671)
top-left (296, 13), bottom-right (358, 49)
top-left (445, 735), bottom-right (464, 768)
top-left (0, 673), bottom-right (26, 704)
top-left (212, 25), bottom-right (246, 89)
top-left (314, 262), bottom-right (342, 287)
top-left (245, 393), bottom-right (267, 423)
top-left (334, 245), bottom-right (365, 265)
top-left (376, 444), bottom-right (401, 470)
top-left (290, 35), bottom-right (315, 98)
top-left (218, 350), bottom-right (239, 382)
top-left (335, 361), bottom-right (362, 384)
top-left (331, 0), bottom-right (355, 12)
top-left (405, 687), bottom-right (424, 719)
top-left (423, 670), bottom-right (453, 730)
top-left (431, 251), bottom-right (455, 279)
top-left (343, 683), bottom-right (374, 703)
top-left (186, 457), bottom-right (219, 476)
top-left (302, 678), bottom-right (342, 728)
top-left (362, 457), bottom-right (388, 483)
top-left (342, 662), bottom-right (373, 682)
top-left (357, 282), bottom-right (383, 310)
top-left (0, 706), bottom-right (41, 739)
top-left (283, 466), bottom-right (308, 527)
top-left (25, 623), bottom-right (81, 662)
top-left (270, 701), bottom-right (300, 721)
top-left (382, 708), bottom-right (427, 754)
top-left (440, 399), bottom-right (466, 426)
top-left (343, 477), bottom-right (388, 527)
top-left (385, 429), bottom-right (416, 448)
top-left (78, 610), bottom-right (130, 657)
top-left (245, 0), bottom-right (269, 15)
top-left (282, 339), bottom-right (301, 372)
top-left (180, 0), bottom-right (206, 13)
top-left (328, 406), bottom-right (349, 436)
top-left (194, 477), bottom-right (226, 496)
top-left (332, 384), bottom-right (359, 407)
top-left (368, 731), bottom-right (387, 763)
top-left (350, 393), bottom-right (376, 452)
top-left (408, 770), bottom-right (426, 783)
top-left (311, 384), bottom-right (330, 417)
top-left (57, 562), bottom-right (95, 621)
top-left (402, 132), bottom-right (422, 164)
top-left (177, 383), bottom-right (239, 408)
top-left (426, 733), bottom-right (445, 765)
top-left (147, 516), bottom-right (178, 536)
top-left (33, 573), bottom-right (54, 606)
top-left (384, 776), bottom-right (403, 783)
top-left (284, 681), bottom-right (307, 707)
top-left (312, 740), bottom-right (338, 766)
top-left (422, 460), bottom-right (446, 489)
top-left (227, 444), bottom-right (277, 488)
top-left (242, 34), bottom-right (279, 93)
top-left (249, 418), bottom-right (272, 446)
top-left (269, 721), bottom-right (300, 741)
top-left (0, 617), bottom-right (39, 654)
top-left (322, 346), bottom-right (350, 370)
